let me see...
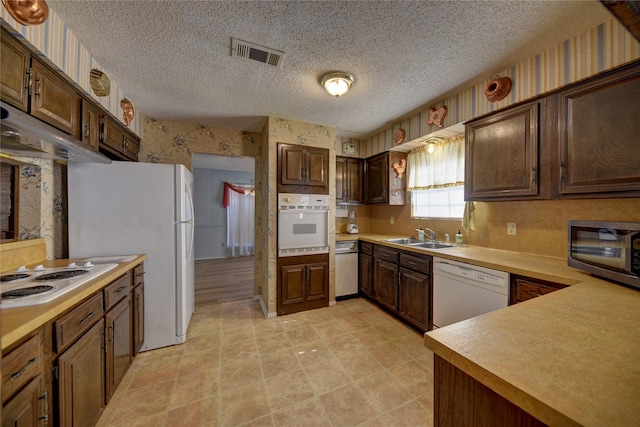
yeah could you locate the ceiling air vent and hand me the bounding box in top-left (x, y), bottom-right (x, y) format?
top-left (231, 38), bottom-right (285, 69)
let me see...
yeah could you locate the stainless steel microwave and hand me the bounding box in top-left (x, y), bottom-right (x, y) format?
top-left (568, 220), bottom-right (640, 290)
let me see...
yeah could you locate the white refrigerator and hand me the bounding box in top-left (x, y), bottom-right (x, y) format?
top-left (67, 161), bottom-right (195, 351)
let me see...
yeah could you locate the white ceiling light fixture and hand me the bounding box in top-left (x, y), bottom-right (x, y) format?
top-left (320, 72), bottom-right (354, 97)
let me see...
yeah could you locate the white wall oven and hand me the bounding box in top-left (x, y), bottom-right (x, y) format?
top-left (278, 193), bottom-right (329, 257)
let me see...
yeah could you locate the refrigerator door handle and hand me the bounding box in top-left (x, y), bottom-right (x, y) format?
top-left (185, 181), bottom-right (195, 259)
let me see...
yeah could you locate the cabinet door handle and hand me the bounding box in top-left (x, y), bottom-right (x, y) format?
top-left (25, 70), bottom-right (31, 91)
top-left (39, 389), bottom-right (49, 425)
top-left (526, 291), bottom-right (541, 297)
top-left (78, 311), bottom-right (95, 325)
top-left (560, 161), bottom-right (566, 183)
top-left (531, 166), bottom-right (536, 185)
top-left (83, 121), bottom-right (90, 139)
top-left (34, 78), bottom-right (41, 98)
top-left (11, 354), bottom-right (42, 380)
top-left (115, 286), bottom-right (127, 294)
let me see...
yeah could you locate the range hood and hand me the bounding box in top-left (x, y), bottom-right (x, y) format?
top-left (1, 102), bottom-right (111, 163)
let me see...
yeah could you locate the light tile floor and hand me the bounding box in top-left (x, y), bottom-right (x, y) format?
top-left (97, 298), bottom-right (435, 427)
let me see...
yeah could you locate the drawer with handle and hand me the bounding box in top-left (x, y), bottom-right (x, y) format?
top-left (374, 245), bottom-right (399, 263)
top-left (399, 253), bottom-right (431, 274)
top-left (104, 272), bottom-right (131, 311)
top-left (513, 276), bottom-right (568, 303)
top-left (360, 241), bottom-right (373, 256)
top-left (133, 263), bottom-right (144, 287)
top-left (54, 292), bottom-right (104, 352)
top-left (2, 330), bottom-right (43, 404)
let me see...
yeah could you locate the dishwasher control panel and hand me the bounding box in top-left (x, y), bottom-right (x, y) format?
top-left (434, 259), bottom-right (508, 287)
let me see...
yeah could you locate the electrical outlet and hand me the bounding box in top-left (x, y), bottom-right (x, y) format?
top-left (390, 216), bottom-right (395, 224)
top-left (507, 222), bottom-right (517, 235)
top-left (221, 242), bottom-right (225, 247)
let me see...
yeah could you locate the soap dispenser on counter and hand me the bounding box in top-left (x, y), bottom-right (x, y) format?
top-left (455, 229), bottom-right (463, 246)
top-left (417, 227), bottom-right (425, 241)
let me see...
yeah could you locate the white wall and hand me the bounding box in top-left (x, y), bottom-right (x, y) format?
top-left (193, 168), bottom-right (254, 260)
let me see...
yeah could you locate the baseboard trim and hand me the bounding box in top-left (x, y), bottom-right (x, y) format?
top-left (253, 294), bottom-right (277, 318)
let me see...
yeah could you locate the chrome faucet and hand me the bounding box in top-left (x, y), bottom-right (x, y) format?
top-left (424, 228), bottom-right (436, 241)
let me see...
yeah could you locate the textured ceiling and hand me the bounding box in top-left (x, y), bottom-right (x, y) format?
top-left (48, 1), bottom-right (612, 138)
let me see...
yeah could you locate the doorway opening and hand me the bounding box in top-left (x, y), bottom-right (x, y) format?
top-left (192, 153), bottom-right (255, 305)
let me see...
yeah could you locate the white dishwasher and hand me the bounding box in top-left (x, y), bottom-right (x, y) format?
top-left (335, 240), bottom-right (359, 298)
top-left (433, 257), bottom-right (509, 328)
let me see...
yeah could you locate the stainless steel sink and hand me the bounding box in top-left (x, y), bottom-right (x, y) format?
top-left (383, 238), bottom-right (454, 249)
top-left (383, 237), bottom-right (424, 245)
top-left (412, 242), bottom-right (455, 249)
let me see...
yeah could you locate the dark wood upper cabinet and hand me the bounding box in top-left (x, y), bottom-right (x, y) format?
top-left (365, 152), bottom-right (406, 205)
top-left (0, 27), bottom-right (30, 111)
top-left (465, 100), bottom-right (546, 201)
top-left (101, 115), bottom-right (140, 161)
top-left (80, 98), bottom-right (101, 151)
top-left (278, 143), bottom-right (329, 194)
top-left (30, 58), bottom-right (78, 138)
top-left (1, 28), bottom-right (140, 162)
top-left (1, 28), bottom-right (79, 138)
top-left (336, 156), bottom-right (364, 205)
top-left (465, 60), bottom-right (640, 201)
top-left (554, 61), bottom-right (640, 197)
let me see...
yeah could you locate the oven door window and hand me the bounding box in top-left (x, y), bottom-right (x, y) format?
top-left (278, 210), bottom-right (328, 250)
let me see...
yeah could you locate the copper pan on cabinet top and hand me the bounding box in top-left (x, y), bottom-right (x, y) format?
top-left (2, 0), bottom-right (49, 25)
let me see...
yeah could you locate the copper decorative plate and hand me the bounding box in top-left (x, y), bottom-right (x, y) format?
top-left (90, 69), bottom-right (111, 97)
top-left (393, 128), bottom-right (406, 145)
top-left (2, 0), bottom-right (49, 26)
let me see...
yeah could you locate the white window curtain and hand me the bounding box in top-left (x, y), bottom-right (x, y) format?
top-left (407, 135), bottom-right (475, 231)
top-left (407, 136), bottom-right (465, 190)
top-left (224, 183), bottom-right (255, 257)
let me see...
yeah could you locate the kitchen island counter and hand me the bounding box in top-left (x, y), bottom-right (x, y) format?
top-left (424, 279), bottom-right (640, 426)
top-left (352, 233), bottom-right (640, 425)
top-left (2, 255), bottom-right (146, 351)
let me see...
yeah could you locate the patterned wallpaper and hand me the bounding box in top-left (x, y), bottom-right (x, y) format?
top-left (363, 18), bottom-right (640, 157)
top-left (12, 159), bottom-right (64, 260)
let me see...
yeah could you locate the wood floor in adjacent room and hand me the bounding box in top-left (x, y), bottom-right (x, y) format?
top-left (195, 256), bottom-right (254, 305)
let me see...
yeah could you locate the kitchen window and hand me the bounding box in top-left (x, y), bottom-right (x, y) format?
top-left (407, 136), bottom-right (465, 219)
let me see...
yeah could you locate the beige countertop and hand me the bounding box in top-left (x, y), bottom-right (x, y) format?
top-left (347, 233), bottom-right (640, 426)
top-left (2, 255), bottom-right (146, 351)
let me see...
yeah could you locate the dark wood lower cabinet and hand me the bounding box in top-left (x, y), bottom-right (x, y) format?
top-left (373, 258), bottom-right (398, 311)
top-left (2, 375), bottom-right (46, 427)
top-left (509, 274), bottom-right (568, 305)
top-left (358, 252), bottom-right (373, 297)
top-left (277, 254), bottom-right (329, 315)
top-left (105, 297), bottom-right (132, 402)
top-left (434, 355), bottom-right (546, 427)
top-left (398, 268), bottom-right (430, 331)
top-left (133, 283), bottom-right (145, 355)
top-left (360, 243), bottom-right (432, 333)
top-left (57, 321), bottom-right (105, 427)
